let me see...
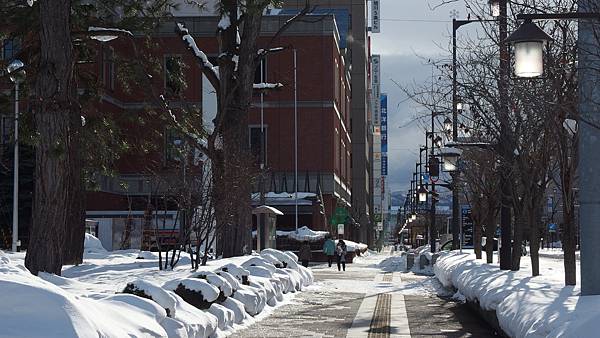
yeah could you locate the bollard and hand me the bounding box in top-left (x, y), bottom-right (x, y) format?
top-left (406, 253), bottom-right (415, 271)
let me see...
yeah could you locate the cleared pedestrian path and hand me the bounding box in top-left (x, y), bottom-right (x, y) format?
top-left (235, 253), bottom-right (496, 337)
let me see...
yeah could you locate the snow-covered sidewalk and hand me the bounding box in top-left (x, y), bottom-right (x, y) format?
top-left (434, 250), bottom-right (596, 338)
top-left (0, 235), bottom-right (314, 338)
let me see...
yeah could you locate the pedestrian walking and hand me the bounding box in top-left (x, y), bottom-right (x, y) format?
top-left (322, 235), bottom-right (336, 267)
top-left (298, 241), bottom-right (312, 268)
top-left (336, 239), bottom-right (347, 272)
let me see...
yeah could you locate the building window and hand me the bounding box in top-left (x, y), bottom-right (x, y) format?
top-left (249, 126), bottom-right (267, 165)
top-left (165, 55), bottom-right (185, 95)
top-left (103, 47), bottom-right (115, 91)
top-left (1, 116), bottom-right (12, 144)
top-left (1, 39), bottom-right (20, 61)
top-left (254, 58), bottom-right (267, 84)
top-left (164, 128), bottom-right (182, 164)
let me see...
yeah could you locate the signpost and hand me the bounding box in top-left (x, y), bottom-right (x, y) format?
top-left (461, 206), bottom-right (474, 248)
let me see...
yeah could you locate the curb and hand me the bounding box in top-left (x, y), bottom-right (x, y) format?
top-left (466, 300), bottom-right (511, 338)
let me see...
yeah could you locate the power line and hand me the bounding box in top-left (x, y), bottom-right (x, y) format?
top-left (380, 18), bottom-right (450, 23)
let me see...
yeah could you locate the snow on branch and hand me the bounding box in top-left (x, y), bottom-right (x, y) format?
top-left (176, 22), bottom-right (219, 81)
top-left (253, 83), bottom-right (284, 90)
top-left (88, 27), bottom-right (133, 36)
top-left (257, 47), bottom-right (286, 56)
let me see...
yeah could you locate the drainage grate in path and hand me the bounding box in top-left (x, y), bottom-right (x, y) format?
top-left (368, 293), bottom-right (392, 338)
top-left (383, 273), bottom-right (393, 282)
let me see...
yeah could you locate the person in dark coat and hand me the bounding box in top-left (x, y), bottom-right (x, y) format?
top-left (298, 241), bottom-right (312, 267)
top-left (336, 240), bottom-right (347, 271)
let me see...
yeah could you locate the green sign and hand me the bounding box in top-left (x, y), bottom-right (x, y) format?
top-left (329, 207), bottom-right (349, 225)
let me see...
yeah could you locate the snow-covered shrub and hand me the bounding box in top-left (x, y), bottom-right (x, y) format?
top-left (246, 265), bottom-right (274, 278)
top-left (163, 278), bottom-right (219, 310)
top-left (284, 250), bottom-right (298, 262)
top-left (297, 265), bottom-right (314, 286)
top-left (189, 271), bottom-right (233, 301)
top-left (122, 279), bottom-right (177, 317)
top-left (259, 252), bottom-right (285, 268)
top-left (242, 256), bottom-right (277, 273)
top-left (207, 303), bottom-right (235, 330)
top-left (261, 248), bottom-right (298, 270)
top-left (234, 285), bottom-right (267, 315)
top-left (220, 263), bottom-right (250, 285)
top-left (250, 276), bottom-right (282, 305)
top-left (215, 270), bottom-right (241, 292)
top-left (220, 297), bottom-right (247, 324)
top-left (277, 268), bottom-right (302, 292)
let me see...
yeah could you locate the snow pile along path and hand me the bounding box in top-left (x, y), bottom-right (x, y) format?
top-left (434, 251), bottom-right (596, 338)
top-left (0, 237), bottom-right (314, 338)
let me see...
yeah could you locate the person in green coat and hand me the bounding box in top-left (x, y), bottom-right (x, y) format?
top-left (322, 234), bottom-right (336, 267)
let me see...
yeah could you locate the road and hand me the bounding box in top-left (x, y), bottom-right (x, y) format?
top-left (235, 252), bottom-right (499, 338)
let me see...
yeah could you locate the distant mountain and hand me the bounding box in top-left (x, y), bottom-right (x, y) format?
top-left (391, 191), bottom-right (405, 206)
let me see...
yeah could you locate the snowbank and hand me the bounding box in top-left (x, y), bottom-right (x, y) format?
top-left (276, 226), bottom-right (330, 242)
top-left (434, 251), bottom-right (598, 338)
top-left (335, 239), bottom-right (368, 252)
top-left (84, 233), bottom-right (107, 253)
top-left (0, 252), bottom-right (168, 338)
top-left (1, 247), bottom-right (314, 338)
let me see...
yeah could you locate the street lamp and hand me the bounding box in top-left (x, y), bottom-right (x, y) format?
top-left (488, 0), bottom-right (501, 17)
top-left (7, 59), bottom-right (25, 253)
top-left (440, 147), bottom-right (463, 172)
top-left (443, 117), bottom-right (453, 132)
top-left (505, 20), bottom-right (553, 78)
top-left (418, 185), bottom-right (428, 203)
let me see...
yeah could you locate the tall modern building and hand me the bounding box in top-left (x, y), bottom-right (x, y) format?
top-left (283, 0), bottom-right (373, 245)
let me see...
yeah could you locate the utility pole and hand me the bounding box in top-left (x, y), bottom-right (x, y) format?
top-left (498, 0), bottom-right (512, 270)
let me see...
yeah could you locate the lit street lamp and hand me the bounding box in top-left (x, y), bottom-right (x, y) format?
top-left (505, 20), bottom-right (553, 78)
top-left (443, 117), bottom-right (453, 132)
top-left (488, 0), bottom-right (501, 18)
top-left (7, 59), bottom-right (25, 253)
top-left (506, 10), bottom-right (600, 294)
top-left (440, 147), bottom-right (463, 172)
top-left (418, 185), bottom-right (428, 203)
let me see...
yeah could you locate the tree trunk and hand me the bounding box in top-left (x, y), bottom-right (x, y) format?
top-left (511, 209), bottom-right (524, 271)
top-left (25, 0), bottom-right (75, 276)
top-left (529, 207), bottom-right (541, 277)
top-left (563, 207), bottom-right (577, 285)
top-left (473, 202), bottom-right (483, 260)
top-left (484, 201), bottom-right (496, 264)
top-left (62, 104), bottom-right (85, 265)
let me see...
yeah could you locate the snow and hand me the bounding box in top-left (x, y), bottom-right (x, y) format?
top-left (433, 250), bottom-right (600, 338)
top-left (88, 26), bottom-right (133, 36)
top-left (218, 13), bottom-right (231, 30)
top-left (276, 226), bottom-right (330, 242)
top-left (190, 271), bottom-right (233, 297)
top-left (125, 279), bottom-right (178, 317)
top-left (253, 83), bottom-right (284, 89)
top-left (83, 233), bottom-right (106, 253)
top-left (0, 245), bottom-right (314, 338)
top-left (176, 22), bottom-right (219, 77)
top-left (335, 239), bottom-right (368, 252)
top-left (163, 278), bottom-right (221, 303)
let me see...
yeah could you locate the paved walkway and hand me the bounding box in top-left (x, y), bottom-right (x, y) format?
top-left (236, 254), bottom-right (498, 338)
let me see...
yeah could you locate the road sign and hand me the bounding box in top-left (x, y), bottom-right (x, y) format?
top-left (338, 224), bottom-right (344, 235)
top-left (548, 223), bottom-right (557, 233)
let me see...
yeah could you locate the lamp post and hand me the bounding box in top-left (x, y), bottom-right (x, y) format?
top-left (505, 10), bottom-right (600, 294)
top-left (7, 59), bottom-right (25, 253)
